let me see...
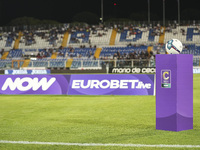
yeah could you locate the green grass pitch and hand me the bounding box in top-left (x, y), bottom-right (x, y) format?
top-left (0, 74), bottom-right (200, 150)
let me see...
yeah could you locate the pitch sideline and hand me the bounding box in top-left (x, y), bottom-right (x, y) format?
top-left (0, 140), bottom-right (200, 148)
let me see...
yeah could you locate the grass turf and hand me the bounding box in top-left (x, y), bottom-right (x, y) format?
top-left (0, 74), bottom-right (199, 150)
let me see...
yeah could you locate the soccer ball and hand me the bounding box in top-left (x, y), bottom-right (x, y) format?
top-left (165, 39), bottom-right (183, 54)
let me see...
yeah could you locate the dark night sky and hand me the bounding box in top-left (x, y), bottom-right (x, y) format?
top-left (0, 0), bottom-right (199, 25)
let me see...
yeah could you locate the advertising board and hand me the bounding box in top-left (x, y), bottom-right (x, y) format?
top-left (68, 74), bottom-right (154, 95)
top-left (193, 67), bottom-right (200, 74)
top-left (4, 70), bottom-right (51, 75)
top-left (0, 75), bottom-right (69, 95)
top-left (0, 74), bottom-right (154, 95)
top-left (109, 67), bottom-right (156, 74)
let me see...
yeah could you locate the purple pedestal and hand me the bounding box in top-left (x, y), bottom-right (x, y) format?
top-left (156, 54), bottom-right (193, 132)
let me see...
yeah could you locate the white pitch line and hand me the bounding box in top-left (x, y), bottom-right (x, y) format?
top-left (0, 140), bottom-right (200, 148)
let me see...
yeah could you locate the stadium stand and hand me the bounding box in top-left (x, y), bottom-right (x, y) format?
top-left (0, 23), bottom-right (200, 69)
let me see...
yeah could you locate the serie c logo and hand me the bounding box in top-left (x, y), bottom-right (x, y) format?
top-left (161, 70), bottom-right (171, 88)
top-left (163, 71), bottom-right (170, 80)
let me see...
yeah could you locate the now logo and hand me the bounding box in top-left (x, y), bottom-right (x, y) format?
top-left (1, 77), bottom-right (56, 91)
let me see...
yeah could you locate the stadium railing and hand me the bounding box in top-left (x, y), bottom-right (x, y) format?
top-left (0, 59), bottom-right (155, 69)
top-left (0, 57), bottom-right (199, 70)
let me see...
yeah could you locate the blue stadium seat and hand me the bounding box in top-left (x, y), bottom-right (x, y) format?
top-left (7, 49), bottom-right (23, 58)
top-left (5, 36), bottom-right (14, 47)
top-left (69, 31), bottom-right (90, 43)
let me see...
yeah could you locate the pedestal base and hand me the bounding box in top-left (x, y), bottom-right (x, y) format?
top-left (156, 54), bottom-right (193, 132)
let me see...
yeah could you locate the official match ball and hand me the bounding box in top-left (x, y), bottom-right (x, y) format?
top-left (165, 39), bottom-right (183, 54)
